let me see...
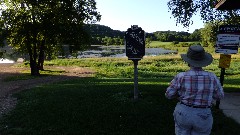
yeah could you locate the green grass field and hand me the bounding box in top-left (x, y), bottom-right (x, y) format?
top-left (0, 78), bottom-right (240, 135)
top-left (0, 43), bottom-right (240, 134)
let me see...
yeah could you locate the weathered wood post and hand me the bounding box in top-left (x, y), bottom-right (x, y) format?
top-left (133, 59), bottom-right (140, 99)
top-left (125, 25), bottom-right (145, 100)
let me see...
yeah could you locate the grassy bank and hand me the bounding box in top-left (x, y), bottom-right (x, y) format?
top-left (0, 44), bottom-right (240, 134)
top-left (0, 78), bottom-right (239, 135)
top-left (46, 54), bottom-right (240, 93)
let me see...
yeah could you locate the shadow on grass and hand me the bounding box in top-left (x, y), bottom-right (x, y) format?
top-left (223, 87), bottom-right (240, 93)
top-left (2, 69), bottom-right (67, 82)
top-left (224, 78), bottom-right (240, 85)
top-left (0, 77), bottom-right (239, 135)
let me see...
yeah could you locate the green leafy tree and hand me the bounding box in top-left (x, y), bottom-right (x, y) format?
top-left (119, 38), bottom-right (124, 45)
top-left (154, 31), bottom-right (190, 42)
top-left (0, 0), bottom-right (101, 75)
top-left (167, 0), bottom-right (240, 27)
top-left (102, 36), bottom-right (114, 46)
top-left (189, 29), bottom-right (201, 41)
top-left (145, 37), bottom-right (152, 47)
top-left (201, 22), bottom-right (222, 47)
top-left (113, 37), bottom-right (120, 45)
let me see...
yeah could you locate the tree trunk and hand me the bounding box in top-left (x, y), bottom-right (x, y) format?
top-left (30, 13), bottom-right (40, 76)
top-left (38, 40), bottom-right (45, 70)
top-left (27, 31), bottom-right (40, 76)
top-left (30, 58), bottom-right (40, 76)
top-left (31, 42), bottom-right (40, 76)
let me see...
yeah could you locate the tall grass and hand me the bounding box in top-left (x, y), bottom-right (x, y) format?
top-left (40, 42), bottom-right (240, 92)
top-left (46, 54), bottom-right (240, 79)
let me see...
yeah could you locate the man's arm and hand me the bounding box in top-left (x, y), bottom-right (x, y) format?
top-left (165, 75), bottom-right (180, 99)
top-left (213, 75), bottom-right (224, 100)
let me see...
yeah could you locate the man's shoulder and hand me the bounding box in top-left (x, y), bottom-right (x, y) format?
top-left (176, 72), bottom-right (186, 77)
top-left (203, 71), bottom-right (217, 77)
top-left (182, 70), bottom-right (217, 77)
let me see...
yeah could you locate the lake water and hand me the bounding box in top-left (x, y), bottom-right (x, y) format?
top-left (0, 45), bottom-right (177, 63)
top-left (77, 45), bottom-right (177, 58)
top-left (0, 58), bottom-right (15, 63)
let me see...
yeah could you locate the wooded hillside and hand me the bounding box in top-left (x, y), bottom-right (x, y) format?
top-left (83, 24), bottom-right (201, 45)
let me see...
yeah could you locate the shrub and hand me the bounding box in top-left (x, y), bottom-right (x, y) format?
top-left (171, 41), bottom-right (179, 45)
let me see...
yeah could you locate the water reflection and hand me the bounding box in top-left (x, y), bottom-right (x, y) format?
top-left (77, 45), bottom-right (177, 58)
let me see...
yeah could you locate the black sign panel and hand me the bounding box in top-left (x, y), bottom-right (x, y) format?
top-left (215, 25), bottom-right (240, 54)
top-left (219, 25), bottom-right (240, 34)
top-left (125, 25), bottom-right (145, 59)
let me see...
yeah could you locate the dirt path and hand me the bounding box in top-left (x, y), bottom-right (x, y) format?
top-left (0, 63), bottom-right (95, 117)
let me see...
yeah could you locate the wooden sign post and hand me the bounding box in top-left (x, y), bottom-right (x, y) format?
top-left (216, 54), bottom-right (231, 108)
top-left (125, 25), bottom-right (145, 100)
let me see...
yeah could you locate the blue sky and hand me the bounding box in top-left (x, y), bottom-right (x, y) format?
top-left (95, 0), bottom-right (204, 33)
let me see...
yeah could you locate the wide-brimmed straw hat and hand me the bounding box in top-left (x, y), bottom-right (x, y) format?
top-left (180, 45), bottom-right (213, 67)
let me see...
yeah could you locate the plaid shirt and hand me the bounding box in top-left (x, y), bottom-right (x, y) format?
top-left (165, 67), bottom-right (224, 107)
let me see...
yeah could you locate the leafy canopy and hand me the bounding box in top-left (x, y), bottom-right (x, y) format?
top-left (0, 0), bottom-right (101, 75)
top-left (167, 0), bottom-right (240, 27)
top-left (0, 0), bottom-right (102, 58)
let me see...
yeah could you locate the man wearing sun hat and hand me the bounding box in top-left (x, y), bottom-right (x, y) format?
top-left (165, 45), bottom-right (224, 135)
